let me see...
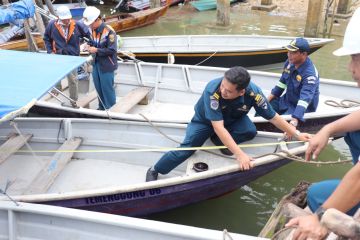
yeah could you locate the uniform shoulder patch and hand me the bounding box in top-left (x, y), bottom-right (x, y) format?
top-left (210, 96), bottom-right (219, 110)
top-left (109, 34), bottom-right (115, 42)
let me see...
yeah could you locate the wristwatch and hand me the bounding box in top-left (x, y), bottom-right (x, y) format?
top-left (290, 120), bottom-right (298, 127)
top-left (315, 206), bottom-right (326, 220)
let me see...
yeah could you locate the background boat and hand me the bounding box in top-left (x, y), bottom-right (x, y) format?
top-left (0, 201), bottom-right (265, 240)
top-left (117, 35), bottom-right (334, 69)
top-left (0, 6), bottom-right (168, 51)
top-left (32, 61), bottom-right (360, 134)
top-left (190, 0), bottom-right (238, 11)
top-left (0, 117), bottom-right (308, 216)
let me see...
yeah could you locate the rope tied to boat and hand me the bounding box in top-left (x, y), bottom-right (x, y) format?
top-left (138, 113), bottom-right (352, 165)
top-left (0, 179), bottom-right (19, 206)
top-left (222, 229), bottom-right (234, 240)
top-left (195, 51), bottom-right (218, 66)
top-left (271, 226), bottom-right (296, 240)
top-left (325, 99), bottom-right (360, 108)
top-left (255, 150), bottom-right (352, 165)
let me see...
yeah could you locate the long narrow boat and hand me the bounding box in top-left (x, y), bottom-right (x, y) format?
top-left (0, 201), bottom-right (266, 240)
top-left (0, 6), bottom-right (168, 51)
top-left (32, 60), bottom-right (360, 134)
top-left (0, 117), bottom-right (309, 216)
top-left (0, 49), bottom-right (311, 217)
top-left (117, 35), bottom-right (334, 68)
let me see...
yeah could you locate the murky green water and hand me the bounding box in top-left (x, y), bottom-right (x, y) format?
top-left (103, 3), bottom-right (355, 236)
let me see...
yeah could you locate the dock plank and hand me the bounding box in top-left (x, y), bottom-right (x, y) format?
top-left (0, 134), bottom-right (33, 165)
top-left (24, 137), bottom-right (82, 195)
top-left (110, 87), bottom-right (152, 113)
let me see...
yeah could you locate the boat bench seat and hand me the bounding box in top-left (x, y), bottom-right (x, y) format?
top-left (0, 133), bottom-right (33, 165)
top-left (24, 137), bottom-right (82, 195)
top-left (110, 87), bottom-right (153, 113)
top-left (77, 90), bottom-right (98, 108)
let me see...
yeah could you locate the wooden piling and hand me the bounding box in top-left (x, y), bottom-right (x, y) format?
top-left (251, 0), bottom-right (277, 12)
top-left (216, 0), bottom-right (230, 26)
top-left (328, 0), bottom-right (352, 19)
top-left (150, 0), bottom-right (161, 8)
top-left (304, 0), bottom-right (325, 37)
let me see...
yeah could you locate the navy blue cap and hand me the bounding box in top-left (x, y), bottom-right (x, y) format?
top-left (285, 37), bottom-right (310, 53)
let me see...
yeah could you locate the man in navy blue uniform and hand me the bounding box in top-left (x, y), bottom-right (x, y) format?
top-left (267, 37), bottom-right (319, 128)
top-left (43, 6), bottom-right (90, 105)
top-left (82, 6), bottom-right (118, 110)
top-left (146, 66), bottom-right (311, 181)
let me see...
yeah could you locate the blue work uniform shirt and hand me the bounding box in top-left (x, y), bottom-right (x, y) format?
top-left (271, 58), bottom-right (319, 121)
top-left (193, 78), bottom-right (276, 126)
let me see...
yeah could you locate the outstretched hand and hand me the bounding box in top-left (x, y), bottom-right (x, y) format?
top-left (236, 153), bottom-right (254, 171)
top-left (286, 215), bottom-right (328, 240)
top-left (305, 130), bottom-right (330, 161)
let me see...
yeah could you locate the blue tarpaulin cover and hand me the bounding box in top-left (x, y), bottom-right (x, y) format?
top-left (0, 50), bottom-right (87, 120)
top-left (0, 0), bottom-right (35, 25)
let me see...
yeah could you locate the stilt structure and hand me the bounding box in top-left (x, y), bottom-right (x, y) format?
top-left (251, 0), bottom-right (277, 12)
top-left (328, 0), bottom-right (353, 19)
top-left (216, 0), bottom-right (230, 26)
top-left (304, 0), bottom-right (325, 37)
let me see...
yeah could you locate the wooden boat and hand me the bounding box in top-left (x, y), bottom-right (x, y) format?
top-left (32, 61), bottom-right (360, 134)
top-left (258, 182), bottom-right (360, 239)
top-left (0, 6), bottom-right (168, 51)
top-left (117, 35), bottom-right (334, 69)
top-left (190, 0), bottom-right (238, 11)
top-left (0, 201), bottom-right (264, 240)
top-left (0, 116), bottom-right (309, 216)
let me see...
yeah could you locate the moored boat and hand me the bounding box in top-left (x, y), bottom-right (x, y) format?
top-left (32, 60), bottom-right (360, 134)
top-left (0, 6), bottom-right (168, 51)
top-left (0, 201), bottom-right (266, 240)
top-left (0, 49), bottom-right (313, 217)
top-left (117, 35), bottom-right (334, 69)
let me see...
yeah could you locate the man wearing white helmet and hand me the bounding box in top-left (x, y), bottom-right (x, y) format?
top-left (286, 8), bottom-right (360, 240)
top-left (43, 5), bottom-right (90, 106)
top-left (82, 6), bottom-right (118, 110)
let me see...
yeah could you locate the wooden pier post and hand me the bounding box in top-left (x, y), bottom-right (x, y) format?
top-left (304, 0), bottom-right (324, 37)
top-left (150, 0), bottom-right (161, 8)
top-left (328, 0), bottom-right (352, 19)
top-left (251, 0), bottom-right (277, 12)
top-left (216, 0), bottom-right (230, 26)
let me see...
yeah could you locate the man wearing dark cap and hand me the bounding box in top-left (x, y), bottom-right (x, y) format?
top-left (267, 37), bottom-right (320, 129)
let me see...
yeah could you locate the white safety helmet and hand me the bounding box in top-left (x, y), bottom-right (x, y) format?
top-left (56, 6), bottom-right (72, 20)
top-left (83, 6), bottom-right (101, 26)
top-left (333, 8), bottom-right (360, 56)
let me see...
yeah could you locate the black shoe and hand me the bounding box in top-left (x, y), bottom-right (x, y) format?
top-left (210, 135), bottom-right (233, 156)
top-left (146, 168), bottom-right (158, 182)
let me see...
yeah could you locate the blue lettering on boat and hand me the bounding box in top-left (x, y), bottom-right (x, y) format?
top-left (85, 189), bottom-right (162, 205)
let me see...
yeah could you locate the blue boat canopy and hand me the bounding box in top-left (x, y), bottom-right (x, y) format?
top-left (0, 50), bottom-right (87, 121)
top-left (0, 0), bottom-right (35, 25)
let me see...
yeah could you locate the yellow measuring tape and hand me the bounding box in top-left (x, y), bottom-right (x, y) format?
top-left (14, 140), bottom-right (304, 153)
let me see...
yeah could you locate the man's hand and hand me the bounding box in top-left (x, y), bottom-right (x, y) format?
top-left (305, 129), bottom-right (330, 161)
top-left (286, 215), bottom-right (329, 240)
top-left (235, 152), bottom-right (253, 171)
top-left (88, 46), bottom-right (98, 54)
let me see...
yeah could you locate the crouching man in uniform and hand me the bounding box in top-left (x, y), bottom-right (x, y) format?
top-left (146, 66), bottom-right (311, 182)
top-left (267, 37), bottom-right (320, 129)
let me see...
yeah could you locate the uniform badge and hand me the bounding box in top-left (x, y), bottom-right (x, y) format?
top-left (210, 99), bottom-right (219, 110)
top-left (296, 75), bottom-right (302, 81)
top-left (109, 34), bottom-right (115, 42)
top-left (250, 91), bottom-right (255, 97)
